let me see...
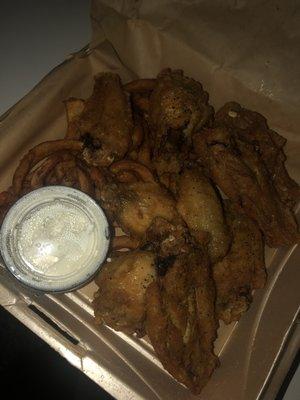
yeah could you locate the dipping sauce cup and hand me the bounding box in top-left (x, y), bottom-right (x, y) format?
top-left (0, 186), bottom-right (110, 292)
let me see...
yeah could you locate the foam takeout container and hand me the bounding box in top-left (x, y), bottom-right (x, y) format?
top-left (0, 1), bottom-right (299, 399)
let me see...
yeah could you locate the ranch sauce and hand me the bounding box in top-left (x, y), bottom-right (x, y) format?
top-left (0, 186), bottom-right (110, 292)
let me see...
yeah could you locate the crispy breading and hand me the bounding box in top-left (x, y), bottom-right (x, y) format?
top-left (215, 102), bottom-right (300, 208)
top-left (213, 201), bottom-right (266, 324)
top-left (193, 126), bottom-right (300, 247)
top-left (94, 250), bottom-right (156, 336)
top-left (149, 69), bottom-right (214, 154)
top-left (145, 249), bottom-right (219, 394)
top-left (175, 167), bottom-right (231, 263)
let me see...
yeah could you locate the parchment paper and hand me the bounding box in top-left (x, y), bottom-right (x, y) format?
top-left (0, 1), bottom-right (299, 399)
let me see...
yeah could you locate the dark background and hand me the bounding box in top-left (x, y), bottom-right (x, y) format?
top-left (0, 306), bottom-right (113, 399)
top-left (0, 0), bottom-right (90, 116)
top-left (0, 305), bottom-right (298, 399)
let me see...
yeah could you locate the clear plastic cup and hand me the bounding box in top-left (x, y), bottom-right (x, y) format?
top-left (0, 186), bottom-right (110, 292)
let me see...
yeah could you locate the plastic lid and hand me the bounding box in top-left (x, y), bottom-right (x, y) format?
top-left (0, 186), bottom-right (110, 292)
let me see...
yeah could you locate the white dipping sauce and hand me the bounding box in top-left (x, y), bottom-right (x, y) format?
top-left (1, 186), bottom-right (110, 292)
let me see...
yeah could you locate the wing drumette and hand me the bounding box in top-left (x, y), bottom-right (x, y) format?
top-left (213, 201), bottom-right (266, 324)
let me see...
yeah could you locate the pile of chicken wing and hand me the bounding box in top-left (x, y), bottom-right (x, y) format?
top-left (1, 69), bottom-right (299, 394)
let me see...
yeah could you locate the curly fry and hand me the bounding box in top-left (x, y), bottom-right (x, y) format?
top-left (29, 155), bottom-right (63, 190)
top-left (132, 93), bottom-right (150, 113)
top-left (28, 153), bottom-right (75, 190)
top-left (54, 159), bottom-right (77, 181)
top-left (137, 145), bottom-right (152, 169)
top-left (110, 160), bottom-right (155, 183)
top-left (88, 166), bottom-right (105, 200)
top-left (112, 235), bottom-right (140, 250)
top-left (128, 149), bottom-right (138, 161)
top-left (124, 79), bottom-right (156, 93)
top-left (132, 124), bottom-right (144, 149)
top-left (12, 140), bottom-right (83, 195)
top-left (44, 170), bottom-right (58, 186)
top-left (35, 158), bottom-right (94, 198)
top-left (137, 124), bottom-right (152, 169)
top-left (0, 188), bottom-right (15, 224)
top-left (77, 167), bottom-right (94, 197)
top-left (0, 189), bottom-right (14, 205)
top-left (89, 166), bottom-right (105, 187)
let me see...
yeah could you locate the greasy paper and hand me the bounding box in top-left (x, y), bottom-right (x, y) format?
top-left (0, 1), bottom-right (299, 399)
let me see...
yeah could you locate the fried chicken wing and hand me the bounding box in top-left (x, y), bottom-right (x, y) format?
top-left (100, 180), bottom-right (179, 240)
top-left (149, 69), bottom-right (213, 154)
top-left (213, 201), bottom-right (266, 324)
top-left (93, 250), bottom-right (156, 336)
top-left (145, 249), bottom-right (218, 394)
top-left (100, 161), bottom-right (193, 257)
top-left (215, 102), bottom-right (300, 208)
top-left (152, 130), bottom-right (190, 190)
top-left (145, 217), bottom-right (192, 258)
top-left (69, 73), bottom-right (133, 166)
top-left (175, 167), bottom-right (231, 263)
top-left (193, 127), bottom-right (300, 247)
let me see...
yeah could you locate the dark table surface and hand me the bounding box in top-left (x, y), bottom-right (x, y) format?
top-left (0, 306), bottom-right (114, 399)
top-left (0, 304), bottom-right (298, 399)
